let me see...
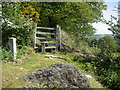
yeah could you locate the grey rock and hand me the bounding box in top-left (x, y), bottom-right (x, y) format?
top-left (24, 63), bottom-right (91, 88)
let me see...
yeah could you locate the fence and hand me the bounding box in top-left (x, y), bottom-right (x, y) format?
top-left (33, 24), bottom-right (61, 52)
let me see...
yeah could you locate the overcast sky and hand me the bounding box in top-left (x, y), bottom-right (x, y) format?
top-left (93, 1), bottom-right (119, 34)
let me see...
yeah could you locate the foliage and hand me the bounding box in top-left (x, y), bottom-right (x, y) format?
top-left (98, 35), bottom-right (117, 57)
top-left (61, 30), bottom-right (76, 51)
top-left (1, 45), bottom-right (34, 61)
top-left (86, 37), bottom-right (99, 47)
top-left (71, 35), bottom-right (120, 89)
top-left (104, 15), bottom-right (120, 39)
top-left (24, 2), bottom-right (107, 37)
top-left (20, 5), bottom-right (40, 22)
top-left (17, 46), bottom-right (35, 58)
top-left (72, 52), bottom-right (120, 89)
top-left (2, 2), bottom-right (28, 28)
top-left (1, 47), bottom-right (13, 61)
top-left (2, 2), bottom-right (38, 47)
top-left (37, 83), bottom-right (47, 88)
top-left (2, 23), bottom-right (34, 47)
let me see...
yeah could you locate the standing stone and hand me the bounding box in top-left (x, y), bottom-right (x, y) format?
top-left (9, 37), bottom-right (17, 59)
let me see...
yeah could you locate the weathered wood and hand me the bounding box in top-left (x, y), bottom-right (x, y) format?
top-left (36, 32), bottom-right (56, 35)
top-left (47, 43), bottom-right (58, 46)
top-left (34, 25), bottom-right (61, 52)
top-left (36, 42), bottom-right (48, 45)
top-left (36, 37), bottom-right (56, 40)
top-left (9, 37), bottom-right (17, 59)
top-left (45, 46), bottom-right (56, 49)
top-left (36, 42), bottom-right (57, 46)
top-left (36, 27), bottom-right (55, 30)
top-left (41, 42), bottom-right (45, 52)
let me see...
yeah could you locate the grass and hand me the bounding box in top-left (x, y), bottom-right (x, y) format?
top-left (2, 51), bottom-right (104, 88)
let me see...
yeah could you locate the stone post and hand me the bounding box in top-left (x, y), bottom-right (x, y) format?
top-left (56, 25), bottom-right (61, 51)
top-left (33, 23), bottom-right (37, 48)
top-left (9, 37), bottom-right (17, 59)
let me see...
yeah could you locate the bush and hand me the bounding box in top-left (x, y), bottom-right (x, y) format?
top-left (1, 47), bottom-right (13, 61)
top-left (17, 46), bottom-right (35, 58)
top-left (72, 55), bottom-right (85, 62)
top-left (99, 70), bottom-right (120, 89)
top-left (72, 51), bottom-right (120, 89)
top-left (87, 37), bottom-right (98, 47)
top-left (98, 35), bottom-right (117, 56)
top-left (1, 45), bottom-right (35, 61)
top-left (2, 22), bottom-right (34, 47)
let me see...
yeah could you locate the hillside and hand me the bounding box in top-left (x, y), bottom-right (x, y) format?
top-left (86, 34), bottom-right (113, 39)
top-left (2, 51), bottom-right (104, 88)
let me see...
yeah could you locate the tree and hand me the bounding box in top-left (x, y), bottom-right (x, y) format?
top-left (104, 15), bottom-right (120, 39)
top-left (22, 2), bottom-right (107, 37)
top-left (2, 2), bottom-right (107, 47)
top-left (98, 35), bottom-right (117, 56)
top-left (2, 2), bottom-right (40, 47)
top-left (104, 1), bottom-right (120, 39)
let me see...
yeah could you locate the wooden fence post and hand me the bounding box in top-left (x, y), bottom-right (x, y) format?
top-left (33, 23), bottom-right (37, 48)
top-left (41, 42), bottom-right (45, 52)
top-left (56, 25), bottom-right (61, 51)
top-left (9, 37), bottom-right (17, 59)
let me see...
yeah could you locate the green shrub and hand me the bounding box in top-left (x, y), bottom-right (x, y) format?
top-left (1, 47), bottom-right (13, 61)
top-left (98, 35), bottom-right (117, 56)
top-left (37, 83), bottom-right (48, 88)
top-left (2, 22), bottom-right (34, 47)
top-left (99, 70), bottom-right (120, 89)
top-left (72, 51), bottom-right (120, 89)
top-left (17, 46), bottom-right (35, 58)
top-left (72, 55), bottom-right (85, 62)
top-left (1, 45), bottom-right (35, 61)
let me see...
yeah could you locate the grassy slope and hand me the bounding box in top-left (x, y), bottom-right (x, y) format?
top-left (2, 52), bottom-right (104, 88)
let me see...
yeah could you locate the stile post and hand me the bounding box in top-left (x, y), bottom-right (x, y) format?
top-left (9, 37), bottom-right (17, 59)
top-left (56, 25), bottom-right (61, 51)
top-left (34, 23), bottom-right (37, 48)
top-left (41, 42), bottom-right (45, 52)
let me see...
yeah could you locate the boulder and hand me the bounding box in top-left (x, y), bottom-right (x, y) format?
top-left (24, 63), bottom-right (91, 88)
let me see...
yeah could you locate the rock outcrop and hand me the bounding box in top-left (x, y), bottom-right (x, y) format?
top-left (24, 63), bottom-right (91, 88)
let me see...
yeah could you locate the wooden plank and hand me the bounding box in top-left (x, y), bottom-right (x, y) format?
top-left (36, 42), bottom-right (41, 45)
top-left (36, 37), bottom-right (56, 40)
top-left (45, 47), bottom-right (56, 49)
top-left (36, 27), bottom-right (55, 30)
top-left (47, 43), bottom-right (58, 46)
top-left (36, 42), bottom-right (58, 46)
top-left (36, 32), bottom-right (56, 35)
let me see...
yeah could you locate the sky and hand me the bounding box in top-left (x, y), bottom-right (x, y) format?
top-left (93, 1), bottom-right (119, 34)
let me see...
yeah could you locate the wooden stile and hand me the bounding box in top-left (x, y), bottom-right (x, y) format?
top-left (34, 24), bottom-right (61, 52)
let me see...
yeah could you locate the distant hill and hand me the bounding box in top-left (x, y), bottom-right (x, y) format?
top-left (86, 34), bottom-right (113, 39)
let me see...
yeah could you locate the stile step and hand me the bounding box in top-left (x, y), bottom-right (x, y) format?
top-left (36, 37), bottom-right (56, 40)
top-left (45, 47), bottom-right (56, 49)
